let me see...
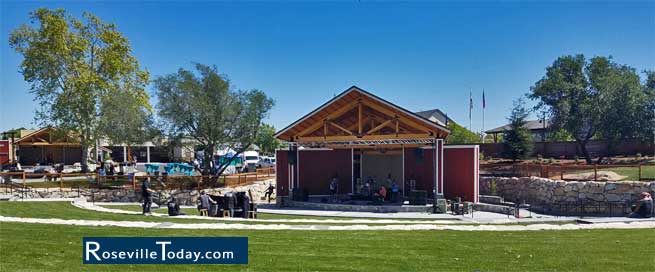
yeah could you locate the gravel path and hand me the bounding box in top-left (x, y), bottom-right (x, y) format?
top-left (1, 215), bottom-right (654, 231)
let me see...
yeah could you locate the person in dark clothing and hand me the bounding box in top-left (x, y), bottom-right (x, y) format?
top-left (629, 192), bottom-right (653, 218)
top-left (264, 184), bottom-right (275, 203)
top-left (167, 197), bottom-right (185, 216)
top-left (242, 193), bottom-right (250, 219)
top-left (198, 191), bottom-right (216, 216)
top-left (141, 177), bottom-right (154, 215)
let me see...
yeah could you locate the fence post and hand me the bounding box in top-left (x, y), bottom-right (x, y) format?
top-left (560, 167), bottom-right (564, 180)
top-left (593, 165), bottom-right (597, 181)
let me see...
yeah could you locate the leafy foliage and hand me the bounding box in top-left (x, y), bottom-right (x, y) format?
top-left (255, 124), bottom-right (282, 156)
top-left (530, 55), bottom-right (652, 163)
top-left (446, 122), bottom-right (480, 144)
top-left (154, 63), bottom-right (274, 175)
top-left (502, 98), bottom-right (533, 162)
top-left (9, 8), bottom-right (150, 170)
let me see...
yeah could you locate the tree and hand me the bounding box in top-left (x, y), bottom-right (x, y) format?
top-left (589, 57), bottom-right (650, 161)
top-left (9, 8), bottom-right (150, 171)
top-left (154, 63), bottom-right (274, 176)
top-left (255, 124), bottom-right (282, 156)
top-left (502, 98), bottom-right (533, 162)
top-left (530, 55), bottom-right (649, 164)
top-left (446, 122), bottom-right (480, 144)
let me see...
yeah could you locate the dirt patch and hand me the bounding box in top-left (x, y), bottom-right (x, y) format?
top-left (563, 171), bottom-right (627, 181)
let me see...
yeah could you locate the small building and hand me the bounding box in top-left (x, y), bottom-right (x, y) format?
top-left (415, 108), bottom-right (455, 127)
top-left (485, 120), bottom-right (551, 143)
top-left (274, 86), bottom-right (480, 203)
top-left (13, 128), bottom-right (87, 165)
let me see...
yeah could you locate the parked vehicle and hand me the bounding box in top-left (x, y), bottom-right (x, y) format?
top-left (257, 156), bottom-right (276, 168)
top-left (243, 151), bottom-right (260, 172)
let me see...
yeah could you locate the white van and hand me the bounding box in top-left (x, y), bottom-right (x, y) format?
top-left (243, 150), bottom-right (260, 171)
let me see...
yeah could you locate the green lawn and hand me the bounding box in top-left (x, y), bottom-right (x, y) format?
top-left (1, 222), bottom-right (652, 271)
top-left (0, 202), bottom-right (446, 226)
top-left (104, 204), bottom-right (438, 221)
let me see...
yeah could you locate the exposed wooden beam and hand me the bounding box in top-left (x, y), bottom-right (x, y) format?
top-left (296, 133), bottom-right (433, 142)
top-left (328, 120), bottom-right (354, 135)
top-left (363, 100), bottom-right (436, 135)
top-left (358, 101), bottom-right (362, 136)
top-left (295, 100), bottom-right (360, 139)
top-left (366, 119), bottom-right (394, 135)
top-left (395, 119), bottom-right (399, 136)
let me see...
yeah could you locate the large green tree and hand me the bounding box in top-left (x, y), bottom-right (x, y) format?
top-left (9, 8), bottom-right (150, 171)
top-left (530, 55), bottom-right (651, 163)
top-left (255, 124), bottom-right (282, 156)
top-left (502, 98), bottom-right (534, 162)
top-left (154, 63), bottom-right (274, 176)
top-left (446, 122), bottom-right (480, 144)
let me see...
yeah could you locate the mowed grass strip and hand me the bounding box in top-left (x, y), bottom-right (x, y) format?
top-left (105, 204), bottom-right (447, 222)
top-left (0, 221), bottom-right (653, 271)
top-left (0, 202), bottom-right (450, 226)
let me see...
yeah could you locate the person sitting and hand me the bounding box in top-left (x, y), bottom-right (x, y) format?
top-left (167, 197), bottom-right (186, 216)
top-left (391, 182), bottom-right (399, 203)
top-left (378, 185), bottom-right (387, 202)
top-left (198, 191), bottom-right (216, 216)
top-left (629, 192), bottom-right (653, 218)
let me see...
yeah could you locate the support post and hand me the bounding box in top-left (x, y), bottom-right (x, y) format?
top-left (146, 146), bottom-right (151, 163)
top-left (123, 146), bottom-right (127, 162)
top-left (593, 165), bottom-right (597, 181)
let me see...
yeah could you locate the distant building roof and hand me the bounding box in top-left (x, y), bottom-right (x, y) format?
top-left (414, 108), bottom-right (456, 127)
top-left (485, 120), bottom-right (551, 134)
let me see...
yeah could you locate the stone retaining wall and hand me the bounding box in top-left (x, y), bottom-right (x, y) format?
top-left (6, 179), bottom-right (276, 205)
top-left (480, 176), bottom-right (655, 205)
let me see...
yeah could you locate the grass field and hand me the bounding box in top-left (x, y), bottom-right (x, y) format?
top-left (1, 202), bottom-right (654, 271)
top-left (2, 221), bottom-right (654, 271)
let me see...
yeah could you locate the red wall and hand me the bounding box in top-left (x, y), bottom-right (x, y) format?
top-left (0, 140), bottom-right (9, 165)
top-left (403, 147), bottom-right (435, 197)
top-left (275, 150), bottom-right (289, 196)
top-left (298, 149), bottom-right (352, 195)
top-left (443, 146), bottom-right (479, 202)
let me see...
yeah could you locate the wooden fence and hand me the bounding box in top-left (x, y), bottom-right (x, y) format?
top-left (480, 163), bottom-right (654, 181)
top-left (0, 167), bottom-right (276, 193)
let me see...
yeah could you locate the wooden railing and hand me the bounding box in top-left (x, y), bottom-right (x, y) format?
top-left (0, 167), bottom-right (276, 193)
top-left (480, 163), bottom-right (654, 181)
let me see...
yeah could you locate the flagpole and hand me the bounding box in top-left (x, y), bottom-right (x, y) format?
top-left (469, 90), bottom-right (472, 131)
top-left (482, 88), bottom-right (485, 136)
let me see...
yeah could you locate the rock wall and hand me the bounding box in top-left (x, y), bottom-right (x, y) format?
top-left (7, 179), bottom-right (276, 205)
top-left (480, 176), bottom-right (655, 205)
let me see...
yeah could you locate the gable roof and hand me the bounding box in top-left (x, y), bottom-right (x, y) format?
top-left (415, 108), bottom-right (456, 127)
top-left (274, 86), bottom-right (450, 141)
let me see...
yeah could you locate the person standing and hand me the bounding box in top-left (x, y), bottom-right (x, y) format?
top-left (264, 183), bottom-right (275, 203)
top-left (141, 177), bottom-right (154, 215)
top-left (198, 191), bottom-right (216, 216)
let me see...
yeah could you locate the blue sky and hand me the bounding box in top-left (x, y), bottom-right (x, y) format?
top-left (1, 1), bottom-right (654, 134)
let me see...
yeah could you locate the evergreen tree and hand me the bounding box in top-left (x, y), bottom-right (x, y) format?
top-left (503, 98), bottom-right (533, 162)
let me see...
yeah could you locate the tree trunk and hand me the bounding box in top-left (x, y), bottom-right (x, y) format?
top-left (81, 142), bottom-right (89, 173)
top-left (214, 145), bottom-right (250, 177)
top-left (202, 144), bottom-right (215, 176)
top-left (577, 139), bottom-right (592, 164)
